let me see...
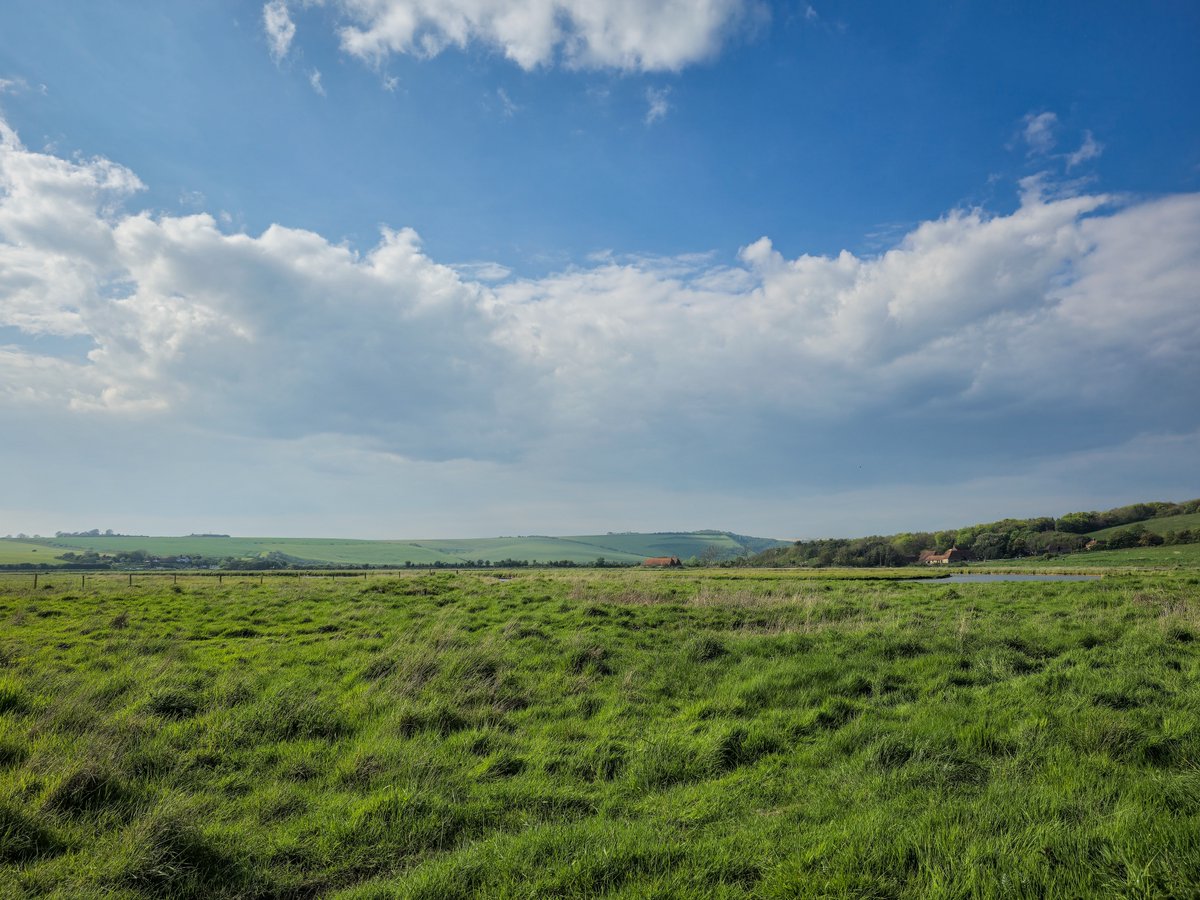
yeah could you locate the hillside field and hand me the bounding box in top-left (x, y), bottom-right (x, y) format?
top-left (0, 541), bottom-right (58, 566)
top-left (0, 567), bottom-right (1197, 897)
top-left (980, 543), bottom-right (1200, 570)
top-left (1087, 511), bottom-right (1200, 539)
top-left (17, 531), bottom-right (782, 567)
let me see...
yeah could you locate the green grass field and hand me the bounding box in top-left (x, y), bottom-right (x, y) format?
top-left (0, 541), bottom-right (61, 566)
top-left (1087, 511), bottom-right (1200, 539)
top-left (19, 531), bottom-right (780, 567)
top-left (0, 568), bottom-right (1197, 897)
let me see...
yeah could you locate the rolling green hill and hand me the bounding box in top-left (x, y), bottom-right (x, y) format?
top-left (1086, 511), bottom-right (1200, 539)
top-left (12, 531), bottom-right (786, 567)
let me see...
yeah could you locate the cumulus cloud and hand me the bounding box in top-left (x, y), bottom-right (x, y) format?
top-left (263, 0), bottom-right (297, 63)
top-left (327, 0), bottom-right (761, 71)
top-left (2, 116), bottom-right (1199, 490)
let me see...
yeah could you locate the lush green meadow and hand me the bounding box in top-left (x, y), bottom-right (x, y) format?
top-left (1, 568), bottom-right (1197, 897)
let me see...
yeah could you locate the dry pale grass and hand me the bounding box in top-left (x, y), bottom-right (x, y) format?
top-left (1131, 589), bottom-right (1196, 616)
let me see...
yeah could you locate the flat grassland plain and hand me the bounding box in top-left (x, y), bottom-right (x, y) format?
top-left (1, 568), bottom-right (1197, 897)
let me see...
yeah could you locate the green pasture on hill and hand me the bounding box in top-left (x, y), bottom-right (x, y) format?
top-left (0, 541), bottom-right (61, 566)
top-left (21, 531), bottom-right (781, 567)
top-left (1086, 511), bottom-right (1200, 539)
top-left (0, 567), bottom-right (1197, 897)
top-left (982, 543), bottom-right (1200, 570)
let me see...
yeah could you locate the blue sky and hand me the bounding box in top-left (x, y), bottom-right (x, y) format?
top-left (1, 0), bottom-right (1198, 539)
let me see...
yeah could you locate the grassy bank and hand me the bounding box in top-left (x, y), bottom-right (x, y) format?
top-left (1, 569), bottom-right (1197, 897)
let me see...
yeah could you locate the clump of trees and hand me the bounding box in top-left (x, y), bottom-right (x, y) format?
top-left (55, 529), bottom-right (146, 537)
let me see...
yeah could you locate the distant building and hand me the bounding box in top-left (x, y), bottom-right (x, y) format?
top-left (918, 548), bottom-right (965, 565)
top-left (642, 556), bottom-right (682, 567)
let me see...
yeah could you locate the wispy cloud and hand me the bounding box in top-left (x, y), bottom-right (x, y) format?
top-left (308, 68), bottom-right (326, 96)
top-left (0, 76), bottom-right (47, 96)
top-left (1066, 129), bottom-right (1103, 169)
top-left (263, 0), bottom-right (296, 64)
top-left (1021, 111), bottom-right (1058, 155)
top-left (453, 261), bottom-right (513, 282)
top-left (645, 86), bottom-right (671, 124)
top-left (178, 189), bottom-right (206, 209)
top-left (496, 87), bottom-right (518, 118)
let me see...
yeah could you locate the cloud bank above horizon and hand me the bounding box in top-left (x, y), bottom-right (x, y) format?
top-left (1, 109), bottom-right (1197, 537)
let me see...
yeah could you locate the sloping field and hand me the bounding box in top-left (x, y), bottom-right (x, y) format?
top-left (0, 540), bottom-right (62, 566)
top-left (979, 543), bottom-right (1200, 570)
top-left (22, 531), bottom-right (783, 566)
top-left (1087, 512), bottom-right (1200, 539)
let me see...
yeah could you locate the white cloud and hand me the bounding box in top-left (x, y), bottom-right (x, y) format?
top-left (332, 0), bottom-right (763, 71)
top-left (1021, 111), bottom-right (1058, 155)
top-left (309, 68), bottom-right (326, 95)
top-left (0, 76), bottom-right (46, 96)
top-left (644, 86), bottom-right (671, 124)
top-left (263, 0), bottom-right (297, 63)
top-left (2, 115), bottom-right (1198, 496)
top-left (1066, 129), bottom-right (1103, 169)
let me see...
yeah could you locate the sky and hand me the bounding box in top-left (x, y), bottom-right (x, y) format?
top-left (0, 0), bottom-right (1198, 540)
